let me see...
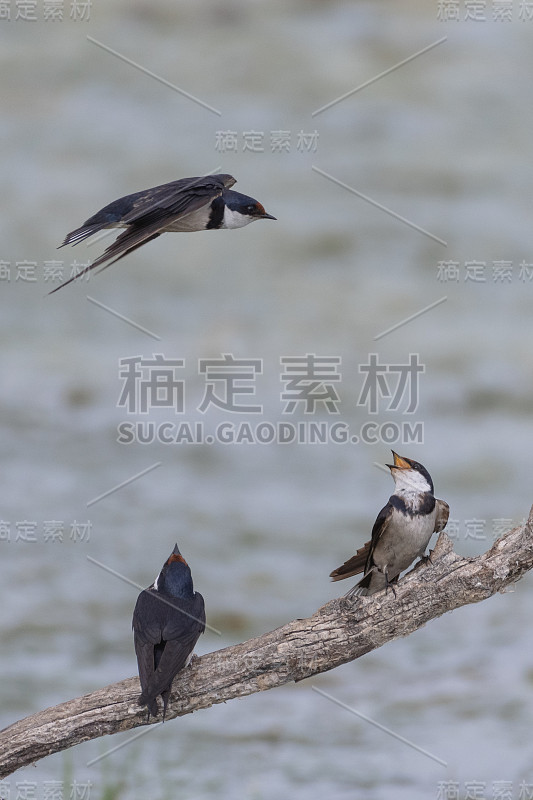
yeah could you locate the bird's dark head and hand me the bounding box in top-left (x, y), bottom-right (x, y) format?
top-left (220, 189), bottom-right (276, 229)
top-left (387, 451), bottom-right (434, 495)
top-left (154, 544), bottom-right (194, 597)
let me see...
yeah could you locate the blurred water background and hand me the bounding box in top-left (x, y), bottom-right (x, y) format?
top-left (1, 1), bottom-right (533, 798)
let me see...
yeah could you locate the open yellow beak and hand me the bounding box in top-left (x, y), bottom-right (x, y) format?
top-left (390, 451), bottom-right (411, 470)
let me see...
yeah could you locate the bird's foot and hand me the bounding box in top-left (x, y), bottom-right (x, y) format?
top-left (384, 573), bottom-right (398, 598)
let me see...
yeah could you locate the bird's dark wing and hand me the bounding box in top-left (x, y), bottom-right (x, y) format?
top-left (59, 174), bottom-right (235, 247)
top-left (132, 589), bottom-right (164, 642)
top-left (362, 500), bottom-right (395, 571)
top-left (161, 590), bottom-right (206, 641)
top-left (434, 499), bottom-right (450, 533)
top-left (140, 592), bottom-right (205, 707)
top-left (330, 502), bottom-right (394, 582)
top-left (49, 229), bottom-right (163, 293)
top-left (133, 589), bottom-right (166, 716)
top-left (119, 174), bottom-right (235, 226)
top-left (369, 501), bottom-right (394, 548)
top-left (133, 588), bottom-right (205, 643)
top-left (330, 540), bottom-right (371, 581)
top-left (143, 634), bottom-right (197, 701)
top-left (50, 174), bottom-right (236, 294)
top-left (84, 175), bottom-right (233, 272)
top-left (133, 634), bottom-right (159, 717)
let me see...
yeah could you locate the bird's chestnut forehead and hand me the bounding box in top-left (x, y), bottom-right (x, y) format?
top-left (167, 553), bottom-right (187, 566)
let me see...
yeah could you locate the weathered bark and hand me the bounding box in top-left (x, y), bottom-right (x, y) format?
top-left (1, 506), bottom-right (532, 778)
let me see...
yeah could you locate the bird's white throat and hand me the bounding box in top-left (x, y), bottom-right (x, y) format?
top-left (393, 468), bottom-right (432, 498)
top-left (221, 205), bottom-right (254, 229)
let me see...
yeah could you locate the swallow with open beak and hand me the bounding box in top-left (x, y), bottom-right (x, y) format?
top-left (330, 452), bottom-right (449, 598)
top-left (133, 544), bottom-right (205, 719)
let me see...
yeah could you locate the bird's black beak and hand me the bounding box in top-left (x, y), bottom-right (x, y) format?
top-left (261, 212), bottom-right (276, 220)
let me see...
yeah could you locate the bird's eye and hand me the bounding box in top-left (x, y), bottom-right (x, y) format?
top-left (247, 205), bottom-right (256, 214)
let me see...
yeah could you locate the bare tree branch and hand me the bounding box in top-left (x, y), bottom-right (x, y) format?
top-left (1, 506), bottom-right (532, 778)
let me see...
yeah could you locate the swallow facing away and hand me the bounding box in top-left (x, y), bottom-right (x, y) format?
top-left (330, 452), bottom-right (449, 599)
top-left (133, 544), bottom-right (205, 719)
top-left (51, 173), bottom-right (275, 293)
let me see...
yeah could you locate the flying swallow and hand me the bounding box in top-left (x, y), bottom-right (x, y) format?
top-left (51, 173), bottom-right (275, 292)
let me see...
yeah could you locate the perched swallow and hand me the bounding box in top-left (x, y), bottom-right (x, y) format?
top-left (51, 173), bottom-right (275, 293)
top-left (330, 451), bottom-right (449, 598)
top-left (133, 544), bottom-right (205, 719)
